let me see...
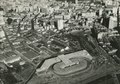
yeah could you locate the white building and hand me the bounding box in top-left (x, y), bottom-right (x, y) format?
top-left (63, 14), bottom-right (71, 20)
top-left (0, 29), bottom-right (5, 37)
top-left (105, 0), bottom-right (113, 6)
top-left (0, 10), bottom-right (5, 26)
top-left (99, 8), bottom-right (103, 16)
top-left (109, 16), bottom-right (117, 29)
top-left (82, 12), bottom-right (96, 18)
top-left (58, 19), bottom-right (64, 30)
top-left (75, 0), bottom-right (78, 5)
top-left (113, 7), bottom-right (117, 16)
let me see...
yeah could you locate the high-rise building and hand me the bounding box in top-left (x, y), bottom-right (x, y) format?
top-left (109, 16), bottom-right (117, 29)
top-left (58, 19), bottom-right (64, 30)
top-left (0, 9), bottom-right (4, 24)
top-left (54, 19), bottom-right (64, 30)
top-left (0, 28), bottom-right (5, 42)
top-left (75, 0), bottom-right (78, 4)
top-left (99, 8), bottom-right (103, 16)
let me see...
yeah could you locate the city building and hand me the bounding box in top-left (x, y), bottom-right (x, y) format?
top-left (57, 19), bottom-right (64, 30)
top-left (0, 0), bottom-right (120, 84)
top-left (109, 16), bottom-right (117, 29)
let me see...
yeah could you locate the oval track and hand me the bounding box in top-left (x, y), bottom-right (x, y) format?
top-left (52, 57), bottom-right (92, 76)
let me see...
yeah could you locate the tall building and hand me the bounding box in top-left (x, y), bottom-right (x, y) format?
top-left (0, 28), bottom-right (5, 42)
top-left (99, 8), bottom-right (103, 16)
top-left (105, 0), bottom-right (113, 6)
top-left (75, 0), bottom-right (78, 4)
top-left (54, 19), bottom-right (64, 30)
top-left (109, 16), bottom-right (117, 29)
top-left (0, 10), bottom-right (5, 26)
top-left (58, 19), bottom-right (64, 30)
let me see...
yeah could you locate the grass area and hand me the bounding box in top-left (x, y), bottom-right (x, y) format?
top-left (17, 63), bottom-right (35, 80)
top-left (88, 75), bottom-right (115, 84)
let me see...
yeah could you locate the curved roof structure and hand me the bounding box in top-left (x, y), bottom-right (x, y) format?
top-left (53, 57), bottom-right (91, 75)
